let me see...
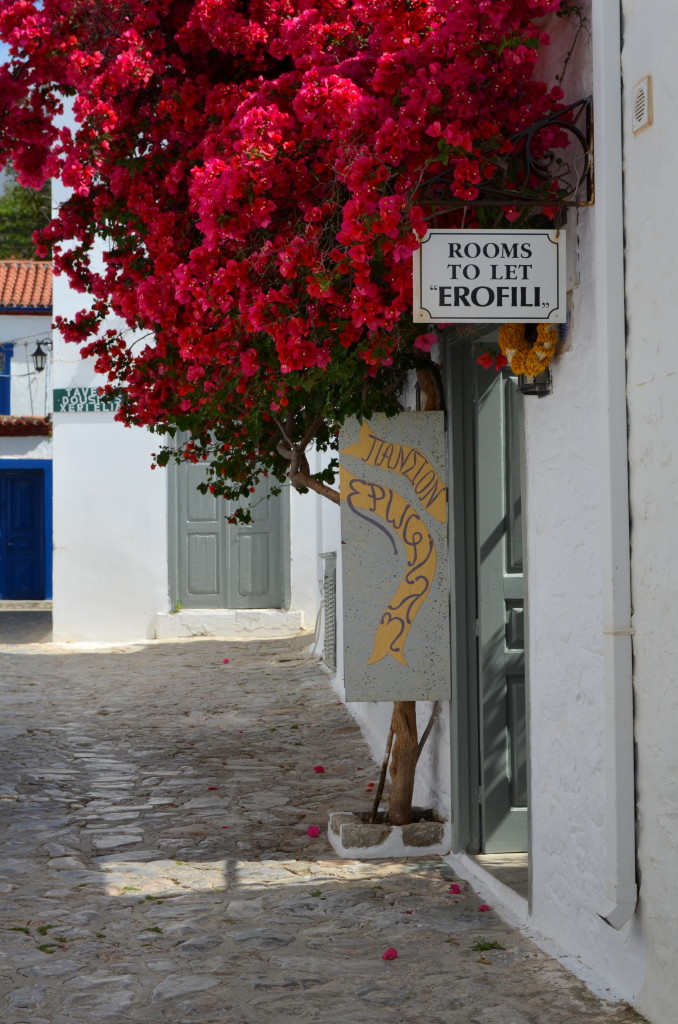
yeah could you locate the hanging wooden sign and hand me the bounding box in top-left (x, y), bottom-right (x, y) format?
top-left (339, 412), bottom-right (450, 701)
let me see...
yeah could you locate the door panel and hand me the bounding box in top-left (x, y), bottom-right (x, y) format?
top-left (186, 534), bottom-right (219, 596)
top-left (173, 459), bottom-right (286, 609)
top-left (0, 469), bottom-right (45, 600)
top-left (237, 532), bottom-right (269, 597)
top-left (475, 361), bottom-right (528, 853)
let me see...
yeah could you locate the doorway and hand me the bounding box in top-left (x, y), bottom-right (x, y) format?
top-left (0, 461), bottom-right (53, 601)
top-left (169, 458), bottom-right (290, 611)
top-left (445, 337), bottom-right (528, 856)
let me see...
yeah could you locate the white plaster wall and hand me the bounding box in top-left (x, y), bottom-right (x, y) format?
top-left (621, 5), bottom-right (678, 1021)
top-left (0, 435), bottom-right (51, 459)
top-left (0, 312), bottom-right (52, 418)
top-left (513, 1), bottom-right (647, 1007)
top-left (51, 179), bottom-right (169, 641)
top-left (52, 414), bottom-right (169, 641)
top-left (289, 462), bottom-right (325, 628)
top-left (523, 208), bottom-right (643, 998)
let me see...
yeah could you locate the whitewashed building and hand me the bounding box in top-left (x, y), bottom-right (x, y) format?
top-left (48, 214), bottom-right (322, 643)
top-left (313, 4), bottom-right (678, 1023)
top-left (0, 260), bottom-right (53, 601)
top-left (10, 2), bottom-right (677, 1020)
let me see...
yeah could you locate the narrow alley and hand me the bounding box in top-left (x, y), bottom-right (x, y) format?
top-left (0, 628), bottom-right (644, 1023)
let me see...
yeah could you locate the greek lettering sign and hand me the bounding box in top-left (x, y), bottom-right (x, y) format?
top-left (340, 412), bottom-right (450, 701)
top-left (53, 387), bottom-right (121, 413)
top-left (413, 228), bottom-right (566, 323)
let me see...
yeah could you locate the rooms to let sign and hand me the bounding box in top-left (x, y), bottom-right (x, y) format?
top-left (412, 228), bottom-right (566, 324)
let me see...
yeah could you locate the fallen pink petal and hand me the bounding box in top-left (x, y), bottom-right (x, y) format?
top-left (381, 947), bottom-right (398, 960)
top-left (222, 658), bottom-right (229, 664)
top-left (449, 883), bottom-right (461, 894)
top-left (208, 786), bottom-right (218, 790)
top-left (307, 825), bottom-right (320, 837)
top-left (478, 904), bottom-right (491, 912)
top-left (313, 766), bottom-right (325, 773)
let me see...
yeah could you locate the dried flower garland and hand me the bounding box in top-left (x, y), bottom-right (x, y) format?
top-left (498, 323), bottom-right (559, 377)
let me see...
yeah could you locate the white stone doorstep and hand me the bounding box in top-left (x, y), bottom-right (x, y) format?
top-left (0, 600), bottom-right (52, 611)
top-left (153, 609), bottom-right (306, 640)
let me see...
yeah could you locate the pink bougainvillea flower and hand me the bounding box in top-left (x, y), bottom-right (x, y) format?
top-left (478, 904), bottom-right (491, 912)
top-left (307, 825), bottom-right (320, 837)
top-left (222, 658), bottom-right (229, 664)
top-left (449, 883), bottom-right (461, 894)
top-left (313, 766), bottom-right (325, 773)
top-left (413, 331), bottom-right (437, 353)
top-left (381, 947), bottom-right (398, 960)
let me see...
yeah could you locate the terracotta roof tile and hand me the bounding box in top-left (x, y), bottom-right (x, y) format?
top-left (0, 261), bottom-right (52, 311)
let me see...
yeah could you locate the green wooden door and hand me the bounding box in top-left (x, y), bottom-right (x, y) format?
top-left (171, 459), bottom-right (288, 610)
top-left (474, 355), bottom-right (528, 853)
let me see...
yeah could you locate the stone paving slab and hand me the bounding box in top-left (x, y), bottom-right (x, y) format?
top-left (0, 634), bottom-right (645, 1024)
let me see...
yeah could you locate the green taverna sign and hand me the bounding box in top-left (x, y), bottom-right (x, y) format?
top-left (53, 387), bottom-right (121, 413)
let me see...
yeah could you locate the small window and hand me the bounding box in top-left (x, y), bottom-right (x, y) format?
top-left (0, 344), bottom-right (13, 415)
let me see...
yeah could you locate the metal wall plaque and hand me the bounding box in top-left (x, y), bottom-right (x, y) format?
top-left (413, 228), bottom-right (566, 324)
top-left (340, 412), bottom-right (450, 701)
top-left (53, 387), bottom-right (121, 413)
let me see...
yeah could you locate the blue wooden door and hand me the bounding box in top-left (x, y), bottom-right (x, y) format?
top-left (0, 469), bottom-right (46, 599)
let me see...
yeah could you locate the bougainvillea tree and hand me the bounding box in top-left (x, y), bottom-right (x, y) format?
top-left (0, 0), bottom-right (570, 823)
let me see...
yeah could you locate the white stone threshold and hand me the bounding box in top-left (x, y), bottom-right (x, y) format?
top-left (154, 608), bottom-right (306, 640)
top-left (0, 600), bottom-right (52, 611)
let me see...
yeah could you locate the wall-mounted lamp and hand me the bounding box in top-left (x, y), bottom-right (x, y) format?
top-left (517, 367), bottom-right (553, 397)
top-left (31, 338), bottom-right (53, 374)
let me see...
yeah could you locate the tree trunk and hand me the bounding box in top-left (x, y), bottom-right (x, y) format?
top-left (387, 701), bottom-right (419, 825)
top-left (276, 436), bottom-right (341, 505)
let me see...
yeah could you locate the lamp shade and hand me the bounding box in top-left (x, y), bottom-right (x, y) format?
top-left (31, 340), bottom-right (51, 373)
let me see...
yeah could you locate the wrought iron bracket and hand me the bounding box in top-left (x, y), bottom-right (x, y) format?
top-left (413, 97), bottom-right (593, 219)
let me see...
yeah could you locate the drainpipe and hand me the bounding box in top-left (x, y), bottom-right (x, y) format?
top-left (593, 0), bottom-right (638, 930)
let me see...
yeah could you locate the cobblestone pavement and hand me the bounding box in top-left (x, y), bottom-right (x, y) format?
top-left (0, 610), bottom-right (52, 645)
top-left (0, 633), bottom-right (645, 1024)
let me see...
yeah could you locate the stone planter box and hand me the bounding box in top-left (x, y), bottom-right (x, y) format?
top-left (328, 808), bottom-right (451, 859)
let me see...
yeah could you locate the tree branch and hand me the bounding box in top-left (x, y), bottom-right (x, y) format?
top-left (287, 446), bottom-right (340, 504)
top-left (274, 414), bottom-right (340, 504)
top-left (369, 723), bottom-right (394, 824)
top-left (417, 700), bottom-right (441, 759)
